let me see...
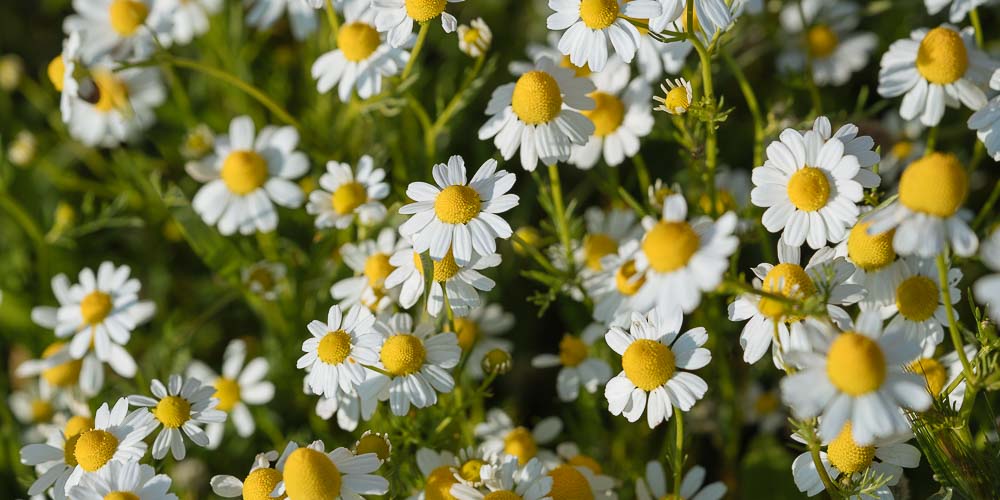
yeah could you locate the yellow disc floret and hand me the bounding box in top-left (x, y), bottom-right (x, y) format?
top-left (558, 55), bottom-right (592, 78)
top-left (787, 167), bottom-right (830, 212)
top-left (558, 335), bottom-right (588, 367)
top-left (579, 0), bottom-right (620, 29)
top-left (891, 141), bottom-right (914, 160)
top-left (581, 92), bottom-right (625, 137)
top-left (827, 422), bottom-right (876, 474)
top-left (425, 465), bottom-right (459, 500)
top-left (318, 330), bottom-right (354, 365)
top-left (364, 253), bottom-right (394, 289)
top-left (435, 185), bottom-right (481, 224)
top-left (380, 334), bottom-right (426, 376)
top-left (826, 332), bottom-right (886, 396)
top-left (615, 260), bottom-right (646, 296)
top-left (582, 233), bottom-right (618, 270)
top-left (243, 468), bottom-right (286, 500)
top-left (909, 357), bottom-right (948, 396)
top-left (622, 339), bottom-right (675, 391)
top-left (283, 447), bottom-right (342, 500)
top-left (331, 181), bottom-right (367, 215)
top-left (108, 0), bottom-right (149, 36)
top-left (847, 222), bottom-right (896, 271)
top-left (757, 263), bottom-right (816, 321)
top-left (405, 0), bottom-right (447, 22)
top-left (459, 459), bottom-right (486, 483)
top-left (65, 415), bottom-right (95, 438)
top-left (355, 433), bottom-right (392, 461)
top-left (338, 22), bottom-right (380, 62)
top-left (64, 433), bottom-right (82, 467)
top-left (484, 492), bottom-right (523, 500)
top-left (31, 400), bottom-right (54, 423)
top-left (414, 251), bottom-right (460, 282)
top-left (662, 85), bottom-right (690, 113)
top-left (642, 221), bottom-right (700, 273)
top-left (898, 153), bottom-right (967, 217)
top-left (80, 291), bottom-right (113, 326)
top-left (212, 377), bottom-right (241, 412)
top-left (48, 56), bottom-right (65, 91)
top-left (916, 27), bottom-right (968, 85)
top-left (42, 342), bottom-right (82, 387)
top-left (75, 429), bottom-right (119, 472)
top-left (511, 71), bottom-right (563, 125)
top-left (104, 492), bottom-right (140, 500)
top-left (154, 395), bottom-right (191, 428)
top-left (503, 427), bottom-right (537, 464)
top-left (567, 454), bottom-right (603, 474)
top-left (806, 25), bottom-right (839, 58)
top-left (453, 317), bottom-right (479, 351)
top-left (895, 276), bottom-right (939, 322)
top-left (92, 71), bottom-right (130, 113)
top-left (548, 464), bottom-right (595, 500)
top-left (221, 151), bottom-right (269, 195)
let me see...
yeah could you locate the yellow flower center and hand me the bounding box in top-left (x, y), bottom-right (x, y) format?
top-left (425, 466), bottom-right (460, 500)
top-left (355, 434), bottom-right (392, 461)
top-left (435, 185), bottom-right (481, 224)
top-left (898, 153), bottom-right (967, 217)
top-left (581, 92), bottom-right (625, 137)
top-left (42, 342), bottom-right (82, 387)
top-left (103, 492), bottom-right (140, 500)
top-left (757, 263), bottom-right (816, 321)
top-left (663, 86), bottom-right (690, 112)
top-left (405, 0), bottom-right (447, 22)
top-left (503, 427), bottom-right (537, 464)
top-left (92, 71), bottom-right (130, 113)
top-left (558, 55), bottom-right (592, 78)
top-left (895, 276), bottom-right (939, 322)
top-left (380, 334), bottom-right (427, 376)
top-left (697, 190), bottom-right (736, 215)
top-left (75, 429), bottom-right (119, 472)
top-left (513, 226), bottom-right (542, 255)
top-left (916, 27), bottom-right (968, 85)
top-left (318, 330), bottom-right (354, 365)
top-left (909, 357), bottom-right (948, 397)
top-left (364, 253), bottom-right (394, 289)
top-left (338, 22), bottom-right (380, 62)
top-left (414, 250), bottom-right (460, 282)
top-left (221, 150), bottom-right (269, 195)
top-left (582, 233), bottom-right (618, 270)
top-left (622, 339), bottom-right (675, 391)
top-left (559, 334), bottom-right (589, 367)
top-left (463, 28), bottom-right (482, 45)
top-left (154, 395), bottom-right (191, 428)
top-left (548, 464), bottom-right (595, 500)
top-left (847, 222), bottom-right (896, 272)
top-left (787, 167), bottom-right (830, 212)
top-left (65, 415), bottom-right (95, 438)
top-left (891, 141), bottom-right (914, 160)
top-left (80, 291), bottom-right (113, 326)
top-left (615, 259), bottom-right (646, 296)
top-left (511, 71), bottom-right (563, 125)
top-left (754, 392), bottom-right (780, 414)
top-left (827, 422), bottom-right (876, 474)
top-left (826, 332), bottom-right (886, 396)
top-left (642, 221), bottom-right (700, 273)
top-left (806, 24), bottom-right (838, 58)
top-left (459, 458), bottom-right (486, 483)
top-left (64, 433), bottom-right (82, 467)
top-left (48, 55), bottom-right (65, 91)
top-left (243, 468), bottom-right (286, 500)
top-left (453, 317), bottom-right (479, 351)
top-left (484, 492), bottom-right (523, 500)
top-left (331, 181), bottom-right (367, 215)
top-left (108, 0), bottom-right (149, 36)
top-left (283, 448), bottom-right (342, 500)
top-left (212, 377), bottom-right (241, 412)
top-left (579, 0), bottom-right (620, 29)
top-left (31, 399), bottom-right (54, 423)
top-left (567, 454), bottom-right (603, 474)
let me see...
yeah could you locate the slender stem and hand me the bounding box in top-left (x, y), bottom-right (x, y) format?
top-left (809, 437), bottom-right (838, 497)
top-left (632, 152), bottom-right (652, 197)
top-left (722, 49), bottom-right (764, 167)
top-left (402, 22), bottom-right (431, 81)
top-left (672, 408), bottom-right (685, 495)
top-left (324, 0), bottom-right (340, 39)
top-left (548, 164), bottom-right (574, 270)
top-left (425, 54), bottom-right (487, 158)
top-left (690, 36), bottom-right (718, 216)
top-left (969, 7), bottom-right (984, 48)
top-left (936, 253), bottom-right (975, 384)
top-left (973, 178), bottom-right (1000, 231)
top-left (924, 126), bottom-right (938, 155)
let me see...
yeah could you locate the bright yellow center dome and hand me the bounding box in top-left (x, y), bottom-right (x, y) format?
top-left (453, 317), bottom-right (479, 351)
top-left (909, 357), bottom-right (948, 397)
top-left (108, 0), bottom-right (149, 36)
top-left (380, 334), bottom-right (426, 376)
top-left (80, 291), bottom-right (113, 326)
top-left (213, 377), bottom-right (241, 412)
top-left (364, 253), bottom-right (394, 289)
top-left (898, 153), bottom-right (967, 217)
top-left (338, 22), bottom-right (380, 62)
top-left (622, 339), bottom-right (675, 391)
top-left (355, 433), bottom-right (392, 461)
top-left (242, 468), bottom-right (285, 500)
top-left (806, 25), bottom-right (838, 58)
top-left (615, 259), bottom-right (646, 296)
top-left (283, 447), bottom-right (342, 500)
top-left (916, 27), bottom-right (968, 85)
top-left (579, 0), bottom-right (620, 29)
top-left (75, 429), bottom-right (119, 472)
top-left (484, 491), bottom-right (523, 500)
top-left (65, 415), bottom-right (95, 438)
top-left (642, 221), bottom-right (700, 273)
top-left (331, 181), bottom-right (367, 215)
top-left (503, 427), bottom-right (537, 464)
top-left (425, 465), bottom-right (459, 500)
top-left (459, 458), bottom-right (486, 483)
top-left (93, 71), bottom-right (130, 113)
top-left (558, 334), bottom-right (588, 367)
top-left (826, 332), bottom-right (886, 396)
top-left (895, 276), bottom-right (939, 322)
top-left (42, 342), bottom-right (82, 387)
top-left (827, 422), bottom-right (876, 474)
top-left (662, 86), bottom-right (690, 112)
top-left (757, 263), bottom-right (815, 321)
top-left (511, 71), bottom-right (563, 125)
top-left (154, 395), bottom-right (191, 428)
top-left (549, 464), bottom-right (595, 500)
top-left (48, 56), bottom-right (65, 91)
top-left (787, 167), bottom-right (830, 212)
top-left (435, 185), bottom-right (481, 224)
top-left (31, 400), bottom-right (54, 423)
top-left (405, 0), bottom-right (447, 22)
top-left (581, 92), bottom-right (625, 137)
top-left (319, 330), bottom-right (354, 365)
top-left (847, 222), bottom-right (896, 272)
top-left (582, 233), bottom-right (618, 270)
top-left (414, 250), bottom-right (460, 282)
top-left (221, 150), bottom-right (269, 195)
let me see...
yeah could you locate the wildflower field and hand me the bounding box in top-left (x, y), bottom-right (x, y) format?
top-left (4, 0), bottom-right (1000, 498)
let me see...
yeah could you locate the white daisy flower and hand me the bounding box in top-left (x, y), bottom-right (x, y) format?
top-left (65, 65), bottom-right (166, 147)
top-left (475, 409), bottom-right (563, 465)
top-left (810, 116), bottom-right (881, 189)
top-left (313, 387), bottom-right (363, 432)
top-left (635, 25), bottom-right (691, 82)
top-left (777, 0), bottom-right (878, 87)
top-left (158, 0), bottom-right (223, 45)
top-left (331, 227), bottom-right (407, 312)
top-left (604, 307), bottom-right (712, 428)
top-left (385, 237), bottom-right (500, 317)
top-left (307, 155), bottom-right (390, 229)
top-left (751, 126), bottom-right (863, 249)
top-left (271, 440), bottom-right (390, 499)
top-left (653, 77), bottom-right (692, 115)
top-left (701, 168), bottom-right (752, 225)
top-left (742, 383), bottom-right (785, 434)
top-left (453, 303), bottom-right (515, 379)
top-left (780, 311), bottom-right (932, 445)
top-left (67, 460), bottom-right (177, 500)
top-left (791, 424), bottom-right (920, 498)
top-left (585, 239), bottom-right (649, 323)
top-left (19, 416), bottom-right (95, 500)
top-left (451, 455), bottom-right (553, 500)
top-left (8, 379), bottom-right (70, 433)
top-left (372, 0), bottom-right (465, 48)
top-left (881, 257), bottom-right (961, 355)
top-left (358, 313), bottom-right (461, 416)
top-left (728, 244), bottom-right (864, 367)
top-left (245, 0), bottom-right (317, 40)
top-left (458, 18), bottom-right (492, 57)
top-left (14, 341), bottom-right (84, 394)
top-left (837, 216), bottom-right (906, 313)
top-left (407, 448), bottom-right (460, 500)
top-left (547, 0), bottom-right (662, 72)
top-left (353, 430), bottom-right (393, 464)
top-left (400, 155), bottom-right (518, 265)
top-left (968, 70), bottom-right (1000, 161)
top-left (552, 442), bottom-right (617, 494)
top-left (180, 123), bottom-right (216, 160)
top-left (210, 447), bottom-right (289, 499)
top-left (479, 57), bottom-right (597, 171)
top-left (186, 339), bottom-right (275, 448)
top-left (128, 374), bottom-right (227, 460)
top-left (241, 260), bottom-right (288, 301)
top-left (312, 2), bottom-right (410, 101)
top-left (636, 462), bottom-right (726, 500)
top-left (647, 0), bottom-right (737, 70)
top-left (30, 262), bottom-right (155, 396)
top-left (545, 460), bottom-right (615, 500)
top-left (63, 398), bottom-right (156, 490)
top-left (297, 304), bottom-right (381, 398)
top-left (575, 206), bottom-right (641, 272)
top-left (509, 32), bottom-right (629, 82)
top-left (877, 25), bottom-right (993, 126)
top-left (46, 31), bottom-right (81, 124)
top-left (568, 72), bottom-right (654, 169)
top-left (185, 115), bottom-right (308, 235)
top-left (908, 345), bottom-right (976, 409)
top-left (866, 152), bottom-right (978, 257)
top-left (532, 329), bottom-right (611, 402)
top-left (632, 193), bottom-right (738, 314)
top-left (63, 0), bottom-right (172, 63)
top-left (974, 227), bottom-right (1000, 323)
top-left (925, 0), bottom-right (996, 23)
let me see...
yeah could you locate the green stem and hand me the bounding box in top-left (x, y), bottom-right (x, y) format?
top-left (924, 126), bottom-right (938, 155)
top-left (673, 408), bottom-right (685, 495)
top-left (970, 7), bottom-right (984, 48)
top-left (936, 253), bottom-right (975, 385)
top-left (324, 0), bottom-right (341, 39)
top-left (547, 164), bottom-right (574, 270)
top-left (632, 152), bottom-right (652, 197)
top-left (425, 54), bottom-right (487, 158)
top-left (972, 178), bottom-right (1000, 231)
top-left (690, 36), bottom-right (718, 216)
top-left (809, 436), bottom-right (838, 497)
top-left (722, 49), bottom-right (764, 167)
top-left (402, 22), bottom-right (431, 81)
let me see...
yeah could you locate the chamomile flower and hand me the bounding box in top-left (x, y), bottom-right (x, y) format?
top-left (358, 313), bottom-right (461, 416)
top-left (307, 156), bottom-right (389, 229)
top-left (458, 18), bottom-right (492, 57)
top-left (65, 65), bottom-right (166, 147)
top-left (14, 342), bottom-right (84, 394)
top-left (47, 31), bottom-right (81, 123)
top-left (297, 304), bottom-right (380, 399)
top-left (546, 461), bottom-right (615, 500)
top-left (552, 442), bottom-right (617, 495)
top-left (479, 57), bottom-right (597, 171)
top-left (635, 28), bottom-right (691, 82)
top-left (63, 398), bottom-right (156, 489)
top-left (839, 218), bottom-right (906, 312)
top-left (385, 240), bottom-right (501, 317)
top-left (751, 126), bottom-right (863, 249)
top-left (241, 261), bottom-right (287, 301)
top-left (353, 431), bottom-right (393, 464)
top-left (509, 33), bottom-right (630, 83)
top-left (159, 0), bottom-right (223, 44)
top-left (453, 303), bottom-right (515, 379)
top-left (372, 0), bottom-right (464, 48)
top-left (968, 70), bottom-right (1000, 161)
top-left (408, 448), bottom-right (459, 500)
top-left (128, 374), bottom-right (226, 460)
top-left (547, 0), bottom-right (662, 71)
top-left (19, 416), bottom-right (95, 500)
top-left (882, 257), bottom-right (961, 354)
top-left (632, 193), bottom-right (738, 314)
top-left (742, 383), bottom-right (785, 434)
top-left (974, 227), bottom-right (1000, 323)
top-left (331, 228), bottom-right (407, 312)
top-left (67, 460), bottom-right (177, 500)
top-left (866, 152), bottom-right (978, 257)
top-left (791, 424), bottom-right (920, 498)
top-left (777, 0), bottom-right (877, 87)
top-left (311, 3), bottom-right (410, 101)
top-left (878, 25), bottom-right (993, 126)
top-left (651, 0), bottom-right (736, 44)
top-left (451, 455), bottom-right (553, 500)
top-left (186, 339), bottom-right (275, 448)
top-left (653, 77), bottom-right (692, 115)
top-left (271, 440), bottom-right (390, 499)
top-left (63, 0), bottom-right (172, 62)
top-left (399, 155), bottom-right (518, 265)
top-left (636, 462), bottom-right (726, 500)
top-left (210, 447), bottom-right (288, 499)
top-left (780, 311), bottom-right (931, 444)
top-left (574, 207), bottom-right (641, 273)
top-left (810, 116), bottom-right (881, 189)
top-left (604, 307), bottom-right (711, 428)
top-left (314, 388), bottom-right (363, 431)
top-left (925, 0), bottom-right (996, 23)
top-left (532, 332), bottom-right (611, 402)
top-left (185, 115), bottom-right (308, 235)
top-left (9, 379), bottom-right (70, 433)
top-left (908, 345), bottom-right (975, 408)
top-left (569, 74), bottom-right (654, 169)
top-left (476, 409), bottom-right (563, 465)
top-left (245, 0), bottom-right (317, 40)
top-left (585, 239), bottom-right (649, 323)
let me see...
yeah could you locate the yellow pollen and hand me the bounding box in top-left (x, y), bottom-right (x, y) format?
top-left (425, 466), bottom-right (460, 500)
top-left (826, 332), bottom-right (886, 396)
top-left (663, 86), bottom-right (690, 112)
top-left (909, 357), bottom-right (948, 396)
top-left (558, 335), bottom-right (589, 367)
top-left (80, 291), bottom-right (113, 326)
top-left (582, 233), bottom-right (618, 270)
top-left (787, 167), bottom-right (830, 212)
top-left (31, 400), bottom-right (54, 423)
top-left (503, 427), bottom-right (538, 464)
top-left (847, 222), bottom-right (896, 272)
top-left (108, 0), bottom-right (149, 36)
top-left (558, 55), bottom-right (592, 78)
top-left (463, 28), bottom-right (481, 45)
top-left (459, 459), bottom-right (486, 483)
top-left (48, 56), bottom-right (65, 91)
top-left (103, 493), bottom-right (140, 500)
top-left (380, 334), bottom-right (426, 376)
top-left (615, 259), bottom-right (646, 296)
top-left (92, 71), bottom-right (130, 113)
top-left (65, 416), bottom-right (95, 438)
top-left (74, 429), bottom-right (119, 472)
top-left (42, 342), bottom-right (82, 387)
top-left (484, 492), bottom-right (523, 500)
top-left (622, 339), bottom-right (675, 391)
top-left (891, 141), bottom-right (914, 160)
top-left (895, 276), bottom-right (939, 322)
top-left (364, 253), bottom-right (394, 289)
top-left (355, 434), bottom-right (392, 461)
top-left (757, 263), bottom-right (816, 321)
top-left (212, 377), bottom-right (241, 412)
top-left (405, 0), bottom-right (447, 22)
top-left (806, 24), bottom-right (839, 58)
top-left (827, 422), bottom-right (876, 474)
top-left (567, 454), bottom-right (603, 475)
top-left (221, 150), bottom-right (269, 195)
top-left (916, 27), bottom-right (968, 84)
top-left (318, 330), bottom-right (354, 365)
top-left (64, 433), bottom-right (82, 467)
top-left (549, 464), bottom-right (595, 500)
top-left (331, 181), bottom-right (367, 215)
top-left (243, 468), bottom-right (285, 500)
top-left (414, 250), bottom-right (460, 282)
top-left (898, 153), bottom-right (968, 217)
top-left (642, 221), bottom-right (700, 273)
top-left (579, 0), bottom-right (620, 29)
top-left (338, 22), bottom-right (380, 62)
top-left (435, 185), bottom-right (481, 224)
top-left (754, 392), bottom-right (780, 414)
top-left (581, 92), bottom-right (625, 137)
top-left (453, 317), bottom-right (479, 351)
top-left (283, 447), bottom-right (342, 500)
top-left (153, 395), bottom-right (192, 428)
top-left (511, 71), bottom-right (563, 125)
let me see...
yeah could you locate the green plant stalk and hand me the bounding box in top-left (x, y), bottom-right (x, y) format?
top-left (936, 253), bottom-right (975, 384)
top-left (324, 0), bottom-right (341, 39)
top-left (425, 54), bottom-right (487, 158)
top-left (972, 177), bottom-right (1000, 231)
top-left (809, 438), bottom-right (839, 498)
top-left (402, 22), bottom-right (431, 81)
top-left (969, 7), bottom-right (984, 48)
top-left (925, 126), bottom-right (938, 154)
top-left (673, 408), bottom-right (685, 495)
top-left (632, 151), bottom-right (652, 197)
top-left (722, 49), bottom-right (764, 167)
top-left (547, 164), bottom-right (574, 271)
top-left (690, 36), bottom-right (719, 216)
